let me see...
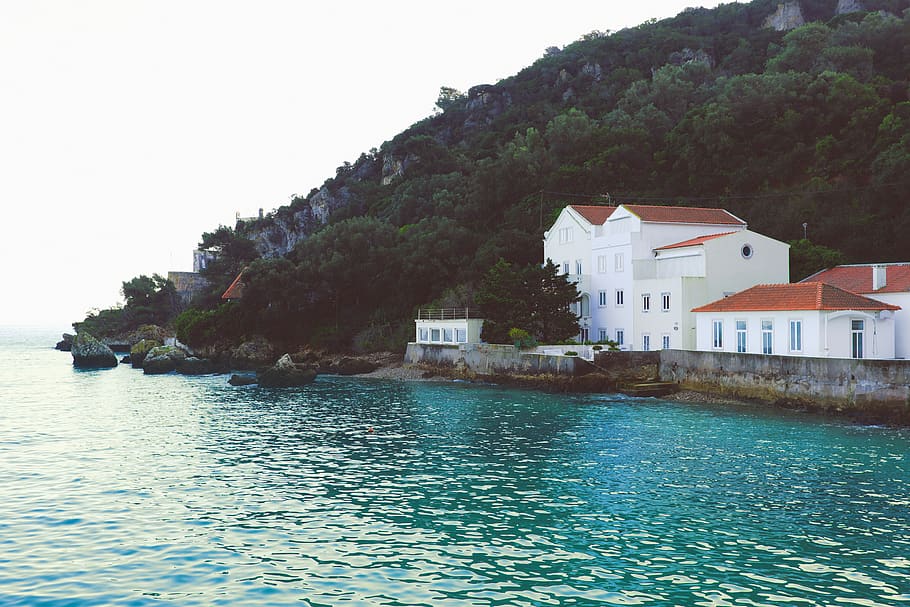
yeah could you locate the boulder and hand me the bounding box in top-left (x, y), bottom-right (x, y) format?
top-left (258, 354), bottom-right (317, 388)
top-left (228, 373), bottom-right (257, 386)
top-left (142, 345), bottom-right (187, 375)
top-left (231, 336), bottom-right (276, 370)
top-left (177, 357), bottom-right (215, 375)
top-left (71, 333), bottom-right (118, 368)
top-left (130, 339), bottom-right (162, 367)
top-left (333, 356), bottom-right (379, 375)
top-left (120, 355), bottom-right (131, 364)
top-left (126, 324), bottom-right (171, 345)
top-left (55, 333), bottom-right (74, 351)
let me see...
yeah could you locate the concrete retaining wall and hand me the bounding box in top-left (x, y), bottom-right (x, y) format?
top-left (405, 343), bottom-right (592, 376)
top-left (660, 349), bottom-right (910, 422)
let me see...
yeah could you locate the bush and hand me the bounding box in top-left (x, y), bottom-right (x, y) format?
top-left (564, 350), bottom-right (578, 356)
top-left (508, 327), bottom-right (538, 349)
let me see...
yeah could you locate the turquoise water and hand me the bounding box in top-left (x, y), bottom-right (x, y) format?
top-left (2, 328), bottom-right (910, 606)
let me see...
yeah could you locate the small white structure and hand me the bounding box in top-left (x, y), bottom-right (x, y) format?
top-left (543, 203), bottom-right (789, 350)
top-left (414, 309), bottom-right (483, 345)
top-left (692, 283), bottom-right (900, 359)
top-left (805, 263), bottom-right (910, 359)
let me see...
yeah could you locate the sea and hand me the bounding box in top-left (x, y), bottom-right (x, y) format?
top-left (2, 326), bottom-right (909, 606)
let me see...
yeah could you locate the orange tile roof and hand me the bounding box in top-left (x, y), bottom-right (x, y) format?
top-left (656, 232), bottom-right (737, 251)
top-left (221, 270), bottom-right (245, 300)
top-left (803, 264), bottom-right (910, 294)
top-left (623, 204), bottom-right (746, 226)
top-left (692, 283), bottom-right (900, 313)
top-left (569, 204), bottom-right (616, 225)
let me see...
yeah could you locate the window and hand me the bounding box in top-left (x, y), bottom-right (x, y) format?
top-left (789, 320), bottom-right (802, 353)
top-left (736, 320), bottom-right (747, 353)
top-left (443, 328), bottom-right (453, 342)
top-left (562, 261), bottom-right (569, 275)
top-left (455, 328), bottom-right (467, 343)
top-left (615, 289), bottom-right (625, 307)
top-left (615, 253), bottom-right (624, 272)
top-left (642, 334), bottom-right (651, 351)
top-left (661, 292), bottom-right (670, 312)
top-left (431, 328), bottom-right (441, 342)
top-left (575, 259), bottom-right (583, 275)
top-left (598, 291), bottom-right (607, 307)
top-left (662, 334), bottom-right (670, 350)
top-left (852, 319), bottom-right (864, 359)
top-left (712, 320), bottom-right (723, 349)
top-left (761, 320), bottom-right (773, 354)
top-left (616, 329), bottom-right (624, 346)
top-left (598, 329), bottom-right (608, 342)
top-left (597, 255), bottom-right (607, 273)
top-left (642, 293), bottom-right (651, 312)
top-left (558, 226), bottom-right (574, 243)
top-left (419, 328), bottom-right (429, 342)
top-left (741, 244), bottom-right (753, 259)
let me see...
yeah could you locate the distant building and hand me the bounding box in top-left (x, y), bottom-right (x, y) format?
top-left (167, 271), bottom-right (209, 310)
top-left (414, 308), bottom-right (483, 345)
top-left (543, 203), bottom-right (789, 350)
top-left (804, 263), bottom-right (910, 359)
top-left (221, 271), bottom-right (245, 301)
top-left (193, 249), bottom-right (218, 273)
top-left (692, 282), bottom-right (899, 359)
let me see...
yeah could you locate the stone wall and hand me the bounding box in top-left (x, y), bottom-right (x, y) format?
top-left (405, 343), bottom-right (593, 377)
top-left (660, 349), bottom-right (910, 423)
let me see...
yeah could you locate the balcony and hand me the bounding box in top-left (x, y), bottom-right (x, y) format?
top-left (416, 308), bottom-right (483, 320)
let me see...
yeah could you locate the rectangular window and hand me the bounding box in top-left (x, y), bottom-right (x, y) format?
top-left (562, 261), bottom-right (569, 275)
top-left (598, 329), bottom-right (607, 342)
top-left (736, 320), bottom-right (747, 353)
top-left (712, 320), bottom-right (723, 349)
top-left (614, 253), bottom-right (624, 272)
top-left (762, 320), bottom-right (773, 355)
top-left (455, 328), bottom-right (467, 343)
top-left (598, 290), bottom-right (607, 307)
top-left (616, 329), bottom-right (624, 346)
top-left (789, 320), bottom-right (802, 353)
top-left (615, 289), bottom-right (624, 307)
top-left (642, 293), bottom-right (651, 312)
top-left (642, 334), bottom-right (651, 351)
top-left (419, 328), bottom-right (429, 342)
top-left (662, 334), bottom-right (670, 350)
top-left (443, 328), bottom-right (453, 342)
top-left (852, 319), bottom-right (864, 359)
top-left (431, 328), bottom-right (441, 342)
top-left (661, 292), bottom-right (671, 312)
top-left (558, 226), bottom-right (574, 244)
top-left (597, 255), bottom-right (607, 273)
top-left (575, 259), bottom-right (583, 275)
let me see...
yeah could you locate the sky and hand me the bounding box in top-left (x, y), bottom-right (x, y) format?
top-left (0, 0), bottom-right (733, 330)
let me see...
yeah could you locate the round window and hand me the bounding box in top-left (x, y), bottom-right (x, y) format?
top-left (741, 244), bottom-right (753, 259)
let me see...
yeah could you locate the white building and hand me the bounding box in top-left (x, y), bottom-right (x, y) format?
top-left (543, 203), bottom-right (789, 350)
top-left (414, 309), bottom-right (483, 346)
top-left (692, 283), bottom-right (899, 359)
top-left (804, 263), bottom-right (910, 359)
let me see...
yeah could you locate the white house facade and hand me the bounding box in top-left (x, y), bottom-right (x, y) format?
top-left (543, 203), bottom-right (789, 350)
top-left (804, 263), bottom-right (910, 359)
top-left (692, 283), bottom-right (899, 359)
top-left (414, 309), bottom-right (484, 346)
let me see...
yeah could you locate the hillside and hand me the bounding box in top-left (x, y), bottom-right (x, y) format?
top-left (184, 0), bottom-right (910, 351)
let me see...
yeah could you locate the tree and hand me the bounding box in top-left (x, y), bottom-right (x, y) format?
top-left (120, 274), bottom-right (176, 325)
top-left (435, 86), bottom-right (466, 112)
top-left (789, 239), bottom-right (847, 281)
top-left (475, 259), bottom-right (579, 344)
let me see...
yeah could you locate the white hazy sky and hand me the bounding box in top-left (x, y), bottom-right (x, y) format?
top-left (1, 0), bottom-right (732, 330)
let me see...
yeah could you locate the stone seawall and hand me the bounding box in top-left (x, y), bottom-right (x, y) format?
top-left (660, 350), bottom-right (910, 424)
top-left (405, 343), bottom-right (593, 377)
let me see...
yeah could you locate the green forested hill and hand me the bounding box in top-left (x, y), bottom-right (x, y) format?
top-left (184, 0), bottom-right (910, 351)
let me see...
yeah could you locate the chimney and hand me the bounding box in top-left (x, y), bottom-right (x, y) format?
top-left (873, 265), bottom-right (887, 291)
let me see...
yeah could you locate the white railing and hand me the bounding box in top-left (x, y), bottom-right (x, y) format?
top-left (417, 308), bottom-right (481, 320)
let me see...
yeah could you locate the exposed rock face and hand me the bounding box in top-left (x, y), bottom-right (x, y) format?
top-left (55, 333), bottom-right (74, 351)
top-left (764, 1), bottom-right (806, 30)
top-left (231, 336), bottom-right (276, 370)
top-left (228, 373), bottom-right (257, 386)
top-left (130, 339), bottom-right (162, 367)
top-left (580, 62), bottom-right (603, 81)
top-left (463, 85), bottom-right (513, 130)
top-left (321, 356), bottom-right (379, 376)
top-left (669, 47), bottom-right (714, 67)
top-left (176, 356), bottom-right (215, 375)
top-left (258, 354), bottom-right (317, 388)
top-left (71, 333), bottom-right (118, 368)
top-left (836, 0), bottom-right (864, 13)
top-left (142, 346), bottom-right (187, 375)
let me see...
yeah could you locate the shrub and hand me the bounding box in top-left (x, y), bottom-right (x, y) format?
top-left (564, 350), bottom-right (578, 356)
top-left (508, 327), bottom-right (538, 349)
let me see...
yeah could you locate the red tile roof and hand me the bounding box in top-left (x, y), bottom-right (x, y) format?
top-left (803, 264), bottom-right (910, 294)
top-left (623, 204), bottom-right (746, 226)
top-left (692, 283), bottom-right (900, 313)
top-left (221, 270), bottom-right (245, 300)
top-left (656, 232), bottom-right (737, 251)
top-left (569, 204), bottom-right (616, 225)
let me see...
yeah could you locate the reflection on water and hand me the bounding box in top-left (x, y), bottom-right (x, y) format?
top-left (1, 328), bottom-right (909, 605)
